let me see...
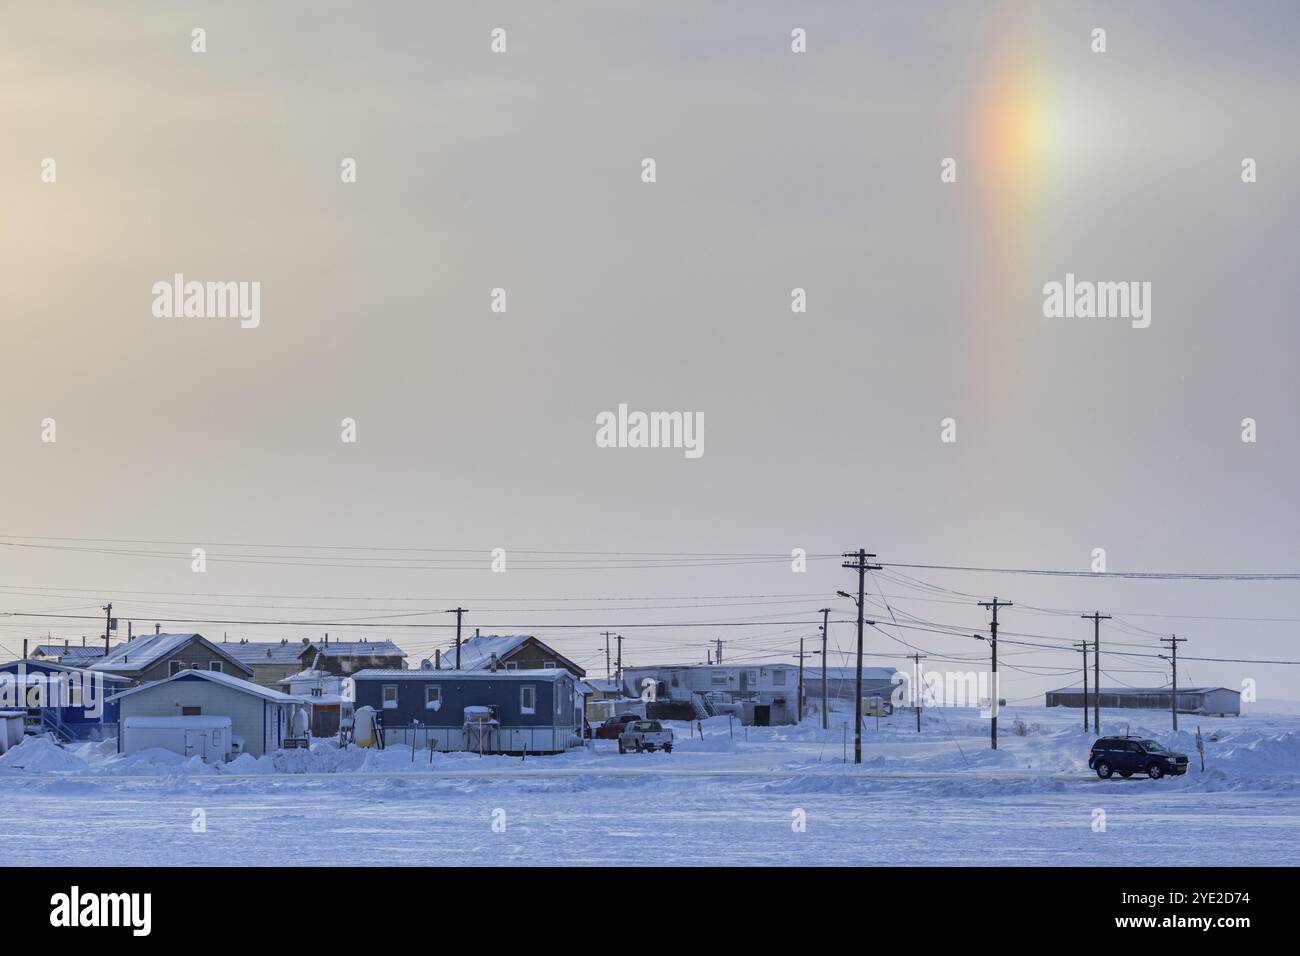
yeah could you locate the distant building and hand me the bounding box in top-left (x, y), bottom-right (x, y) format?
top-left (300, 639), bottom-right (406, 676)
top-left (352, 668), bottom-right (583, 754)
top-left (619, 663), bottom-right (800, 726)
top-left (1045, 686), bottom-right (1241, 717)
top-left (108, 668), bottom-right (306, 757)
top-left (91, 632), bottom-right (255, 684)
top-left (222, 638), bottom-right (307, 689)
top-left (30, 642), bottom-right (106, 667)
top-left (802, 666), bottom-right (898, 704)
top-left (447, 634), bottom-right (586, 679)
top-left (275, 668), bottom-right (353, 737)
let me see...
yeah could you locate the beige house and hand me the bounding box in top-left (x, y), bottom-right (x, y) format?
top-left (108, 668), bottom-right (305, 757)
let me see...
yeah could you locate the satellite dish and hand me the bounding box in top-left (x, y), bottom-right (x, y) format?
top-left (420, 658), bottom-right (434, 671)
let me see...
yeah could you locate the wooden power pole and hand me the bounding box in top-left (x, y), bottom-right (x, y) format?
top-left (1160, 634), bottom-right (1187, 731)
top-left (1075, 641), bottom-right (1090, 731)
top-left (445, 607), bottom-right (468, 669)
top-left (979, 598), bottom-right (1012, 750)
top-left (1082, 611), bottom-right (1110, 735)
top-left (843, 549), bottom-right (881, 765)
top-left (818, 608), bottom-right (830, 730)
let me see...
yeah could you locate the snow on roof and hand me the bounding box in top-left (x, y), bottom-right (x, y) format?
top-left (32, 644), bottom-right (105, 661)
top-left (584, 678), bottom-right (620, 692)
top-left (445, 634), bottom-right (532, 670)
top-left (306, 640), bottom-right (405, 659)
top-left (93, 633), bottom-right (203, 672)
top-left (107, 667), bottom-right (308, 704)
top-left (221, 640), bottom-right (306, 665)
top-left (352, 668), bottom-right (574, 681)
top-left (0, 659), bottom-right (132, 682)
top-left (275, 668), bottom-right (329, 685)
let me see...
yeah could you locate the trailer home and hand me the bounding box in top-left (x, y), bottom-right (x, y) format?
top-left (352, 668), bottom-right (584, 754)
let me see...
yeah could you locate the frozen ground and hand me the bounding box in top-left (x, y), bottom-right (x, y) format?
top-left (2, 704), bottom-right (1298, 866)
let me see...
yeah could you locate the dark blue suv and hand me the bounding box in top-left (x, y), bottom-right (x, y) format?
top-left (1089, 736), bottom-right (1189, 779)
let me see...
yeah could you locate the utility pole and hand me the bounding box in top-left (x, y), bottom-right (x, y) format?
top-left (615, 634), bottom-right (623, 686)
top-left (714, 638), bottom-right (723, 664)
top-left (843, 549), bottom-right (881, 765)
top-left (102, 602), bottom-right (112, 653)
top-left (601, 631), bottom-right (614, 681)
top-left (798, 638), bottom-right (805, 723)
top-left (445, 607), bottom-right (468, 669)
top-left (978, 598), bottom-right (1012, 750)
top-left (1160, 634), bottom-right (1187, 731)
top-left (818, 608), bottom-right (830, 730)
top-left (1075, 641), bottom-right (1090, 732)
top-left (1082, 612), bottom-right (1110, 735)
top-left (909, 653), bottom-right (927, 733)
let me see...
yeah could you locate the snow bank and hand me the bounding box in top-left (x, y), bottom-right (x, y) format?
top-left (0, 736), bottom-right (90, 773)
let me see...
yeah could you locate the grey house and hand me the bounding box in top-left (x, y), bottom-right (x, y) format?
top-left (301, 639), bottom-right (406, 676)
top-left (108, 669), bottom-right (305, 757)
top-left (353, 668), bottom-right (583, 754)
top-left (1045, 686), bottom-right (1242, 717)
top-left (92, 632), bottom-right (254, 684)
top-left (222, 638), bottom-right (306, 689)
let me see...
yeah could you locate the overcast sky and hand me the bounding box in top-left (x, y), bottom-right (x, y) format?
top-left (1, 2), bottom-right (1296, 703)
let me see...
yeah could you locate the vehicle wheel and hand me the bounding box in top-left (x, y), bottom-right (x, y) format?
top-left (1095, 760), bottom-right (1113, 779)
top-left (1119, 771), bottom-right (1133, 778)
top-left (664, 745), bottom-right (672, 753)
top-left (635, 742), bottom-right (643, 753)
top-left (1147, 763), bottom-right (1164, 779)
top-left (618, 741), bottom-right (625, 754)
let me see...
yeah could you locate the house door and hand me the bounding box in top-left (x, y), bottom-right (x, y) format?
top-left (753, 705), bottom-right (770, 727)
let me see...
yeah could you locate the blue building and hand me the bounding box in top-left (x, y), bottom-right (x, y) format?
top-left (352, 668), bottom-right (583, 754)
top-left (0, 660), bottom-right (132, 741)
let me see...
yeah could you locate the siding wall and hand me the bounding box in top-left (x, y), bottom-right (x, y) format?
top-left (118, 678), bottom-right (286, 756)
top-left (355, 676), bottom-right (576, 731)
top-left (123, 640), bottom-right (253, 684)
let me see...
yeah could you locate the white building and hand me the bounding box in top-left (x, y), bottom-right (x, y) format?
top-left (619, 663), bottom-right (800, 725)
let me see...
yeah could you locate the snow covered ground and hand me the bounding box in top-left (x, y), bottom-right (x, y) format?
top-left (2, 704), bottom-right (1298, 866)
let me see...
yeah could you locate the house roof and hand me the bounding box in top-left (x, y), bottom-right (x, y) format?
top-left (91, 633), bottom-right (252, 676)
top-left (0, 659), bottom-right (133, 683)
top-left (32, 644), bottom-right (105, 662)
top-left (107, 668), bottom-right (307, 704)
top-left (623, 662), bottom-right (802, 672)
top-left (1048, 686), bottom-right (1239, 696)
top-left (304, 640), bottom-right (406, 659)
top-left (222, 640), bottom-right (306, 665)
top-left (452, 634), bottom-right (586, 677)
top-left (352, 668), bottom-right (574, 682)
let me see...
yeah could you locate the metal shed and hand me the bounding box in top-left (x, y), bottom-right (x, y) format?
top-left (1045, 686), bottom-right (1241, 717)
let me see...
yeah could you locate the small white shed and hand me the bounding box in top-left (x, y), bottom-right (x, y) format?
top-left (122, 715), bottom-right (232, 762)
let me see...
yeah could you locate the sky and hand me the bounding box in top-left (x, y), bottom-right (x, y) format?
top-left (1, 1), bottom-right (1297, 703)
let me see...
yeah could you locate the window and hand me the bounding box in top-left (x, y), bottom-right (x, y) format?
top-left (772, 670), bottom-right (787, 687)
top-left (425, 685), bottom-right (442, 709)
top-left (520, 685), bottom-right (536, 715)
top-left (182, 706), bottom-right (202, 716)
top-left (505, 661), bottom-right (518, 670)
top-left (311, 688), bottom-right (322, 697)
top-left (543, 660), bottom-right (555, 670)
top-left (382, 685), bottom-right (398, 709)
top-left (170, 661), bottom-right (185, 676)
top-left (711, 671), bottom-right (728, 687)
top-left (209, 661), bottom-right (223, 673)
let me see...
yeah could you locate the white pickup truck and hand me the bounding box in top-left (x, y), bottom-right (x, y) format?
top-left (618, 719), bottom-right (674, 754)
